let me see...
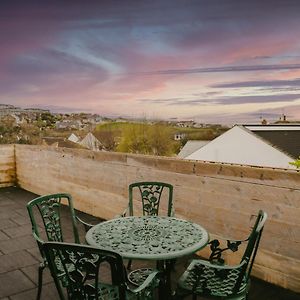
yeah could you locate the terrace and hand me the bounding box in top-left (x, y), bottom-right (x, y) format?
top-left (0, 144), bottom-right (299, 299)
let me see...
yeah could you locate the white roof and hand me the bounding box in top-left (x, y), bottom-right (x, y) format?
top-left (186, 125), bottom-right (296, 169)
top-left (68, 133), bottom-right (80, 143)
top-left (244, 125), bottom-right (300, 131)
top-left (177, 140), bottom-right (210, 158)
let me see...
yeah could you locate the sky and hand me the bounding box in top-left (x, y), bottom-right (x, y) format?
top-left (1, 0), bottom-right (300, 124)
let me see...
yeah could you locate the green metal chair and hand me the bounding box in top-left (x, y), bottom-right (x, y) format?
top-left (27, 193), bottom-right (95, 300)
top-left (122, 181), bottom-right (174, 217)
top-left (175, 210), bottom-right (267, 300)
top-left (120, 182), bottom-right (174, 273)
top-left (42, 241), bottom-right (161, 300)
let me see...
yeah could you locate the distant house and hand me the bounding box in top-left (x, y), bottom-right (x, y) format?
top-left (68, 133), bottom-right (80, 143)
top-left (174, 133), bottom-right (186, 141)
top-left (185, 125), bottom-right (300, 169)
top-left (176, 121), bottom-right (195, 128)
top-left (55, 120), bottom-right (82, 130)
top-left (79, 132), bottom-right (103, 151)
top-left (42, 137), bottom-right (84, 149)
top-left (177, 140), bottom-right (210, 158)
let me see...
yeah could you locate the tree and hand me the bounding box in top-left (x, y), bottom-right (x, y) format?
top-left (0, 116), bottom-right (21, 143)
top-left (117, 123), bottom-right (151, 154)
top-left (94, 130), bottom-right (118, 151)
top-left (117, 123), bottom-right (176, 156)
top-left (148, 124), bottom-right (176, 156)
top-left (290, 157), bottom-right (300, 168)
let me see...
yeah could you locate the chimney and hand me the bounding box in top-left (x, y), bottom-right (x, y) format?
top-left (261, 119), bottom-right (267, 125)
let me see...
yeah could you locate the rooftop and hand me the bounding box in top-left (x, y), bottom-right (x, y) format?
top-left (244, 125), bottom-right (300, 159)
top-left (0, 144), bottom-right (299, 298)
top-left (0, 187), bottom-right (299, 300)
top-left (177, 140), bottom-right (210, 158)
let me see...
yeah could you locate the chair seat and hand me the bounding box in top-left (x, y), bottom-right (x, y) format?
top-left (98, 282), bottom-right (153, 300)
top-left (177, 259), bottom-right (248, 299)
top-left (97, 283), bottom-right (120, 300)
top-left (65, 282), bottom-right (134, 300)
top-left (128, 268), bottom-right (155, 286)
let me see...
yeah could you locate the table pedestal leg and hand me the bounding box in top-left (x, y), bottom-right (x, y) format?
top-left (157, 260), bottom-right (172, 300)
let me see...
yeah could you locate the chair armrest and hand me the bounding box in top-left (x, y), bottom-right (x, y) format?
top-left (130, 270), bottom-right (161, 294)
top-left (115, 206), bottom-right (129, 218)
top-left (75, 216), bottom-right (94, 232)
top-left (189, 258), bottom-right (247, 271)
top-left (208, 237), bottom-right (248, 264)
top-left (177, 259), bottom-right (248, 297)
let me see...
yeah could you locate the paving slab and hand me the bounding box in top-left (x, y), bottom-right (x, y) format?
top-left (0, 219), bottom-right (20, 230)
top-left (21, 264), bottom-right (53, 286)
top-left (0, 235), bottom-right (36, 254)
top-left (0, 250), bottom-right (38, 273)
top-left (11, 214), bottom-right (32, 226)
top-left (0, 211), bottom-right (20, 221)
top-left (2, 223), bottom-right (32, 239)
top-left (0, 270), bottom-right (35, 298)
top-left (0, 231), bottom-right (9, 242)
top-left (9, 282), bottom-right (58, 300)
top-left (25, 248), bottom-right (43, 263)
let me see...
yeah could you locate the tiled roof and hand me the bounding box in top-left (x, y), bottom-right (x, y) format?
top-left (244, 125), bottom-right (300, 159)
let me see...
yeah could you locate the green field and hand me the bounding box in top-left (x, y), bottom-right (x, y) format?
top-left (95, 121), bottom-right (227, 140)
top-left (94, 121), bottom-right (228, 156)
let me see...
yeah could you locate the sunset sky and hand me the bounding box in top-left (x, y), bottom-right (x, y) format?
top-left (2, 0), bottom-right (300, 124)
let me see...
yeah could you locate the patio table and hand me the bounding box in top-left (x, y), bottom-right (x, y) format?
top-left (85, 216), bottom-right (209, 299)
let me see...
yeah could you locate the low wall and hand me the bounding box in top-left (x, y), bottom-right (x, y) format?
top-left (15, 145), bottom-right (300, 292)
top-left (0, 145), bottom-right (16, 187)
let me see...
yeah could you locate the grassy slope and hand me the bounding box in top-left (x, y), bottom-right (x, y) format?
top-left (95, 121), bottom-right (224, 137)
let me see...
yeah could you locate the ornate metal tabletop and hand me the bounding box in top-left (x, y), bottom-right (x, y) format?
top-left (86, 216), bottom-right (209, 260)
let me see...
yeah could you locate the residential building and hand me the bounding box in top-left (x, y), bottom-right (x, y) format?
top-left (79, 132), bottom-right (103, 151)
top-left (68, 133), bottom-right (80, 143)
top-left (174, 132), bottom-right (186, 141)
top-left (177, 140), bottom-right (210, 158)
top-left (186, 125), bottom-right (300, 169)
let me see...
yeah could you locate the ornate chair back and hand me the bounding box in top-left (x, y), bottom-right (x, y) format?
top-left (27, 193), bottom-right (80, 253)
top-left (176, 210), bottom-right (267, 299)
top-left (43, 242), bottom-right (127, 300)
top-left (226, 210), bottom-right (267, 295)
top-left (241, 210), bottom-right (267, 281)
top-left (128, 181), bottom-right (173, 216)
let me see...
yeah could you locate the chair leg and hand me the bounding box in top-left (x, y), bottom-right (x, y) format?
top-left (36, 263), bottom-right (45, 300)
top-left (127, 259), bottom-right (132, 270)
top-left (172, 288), bottom-right (189, 300)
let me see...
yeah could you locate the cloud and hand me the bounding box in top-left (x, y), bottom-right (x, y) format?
top-left (212, 78), bottom-right (300, 88)
top-left (139, 94), bottom-right (300, 106)
top-left (139, 64), bottom-right (300, 76)
top-left (27, 104), bottom-right (94, 113)
top-left (2, 0), bottom-right (300, 122)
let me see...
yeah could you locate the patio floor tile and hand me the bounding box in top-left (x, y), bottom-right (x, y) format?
top-left (0, 270), bottom-right (35, 298)
top-left (0, 250), bottom-right (38, 273)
